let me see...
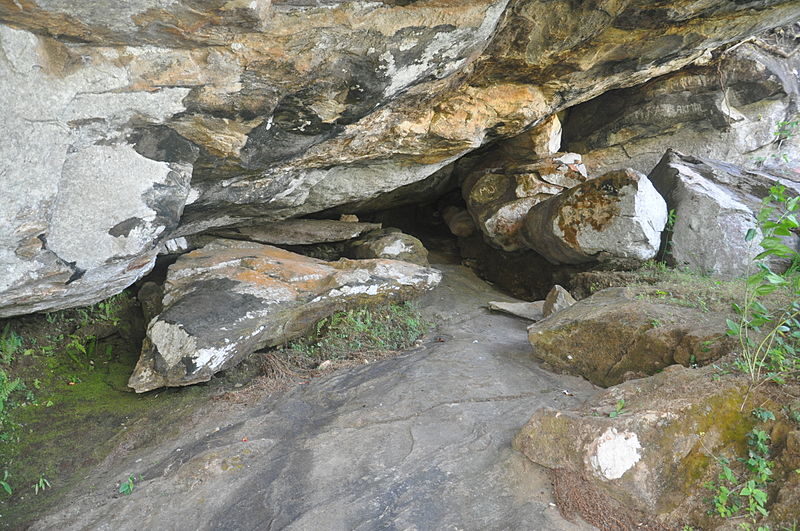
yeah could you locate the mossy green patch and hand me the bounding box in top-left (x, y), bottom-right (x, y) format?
top-left (0, 294), bottom-right (212, 529)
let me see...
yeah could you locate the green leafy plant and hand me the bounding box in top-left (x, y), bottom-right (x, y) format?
top-left (727, 185), bottom-right (800, 387)
top-left (752, 408), bottom-right (776, 423)
top-left (658, 208), bottom-right (678, 262)
top-left (0, 324), bottom-right (21, 365)
top-left (32, 474), bottom-right (50, 494)
top-left (0, 370), bottom-right (22, 416)
top-left (0, 470), bottom-right (11, 496)
top-left (118, 474), bottom-right (136, 495)
top-left (704, 422), bottom-right (775, 529)
top-left (609, 399), bottom-right (626, 418)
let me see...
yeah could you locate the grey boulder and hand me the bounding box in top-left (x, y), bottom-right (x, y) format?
top-left (129, 239), bottom-right (441, 392)
top-left (522, 169), bottom-right (668, 265)
top-left (648, 149), bottom-right (800, 277)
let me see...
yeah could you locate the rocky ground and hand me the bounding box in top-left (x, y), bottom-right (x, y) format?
top-left (4, 258), bottom-right (600, 530)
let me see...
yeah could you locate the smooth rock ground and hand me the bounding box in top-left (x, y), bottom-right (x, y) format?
top-left (32, 262), bottom-right (597, 531)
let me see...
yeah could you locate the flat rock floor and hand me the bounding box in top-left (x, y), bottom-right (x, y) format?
top-left (33, 263), bottom-right (598, 530)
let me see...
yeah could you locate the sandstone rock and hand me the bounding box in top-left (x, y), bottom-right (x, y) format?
top-left (463, 154), bottom-right (588, 251)
top-left (513, 365), bottom-right (752, 523)
top-left (349, 229), bottom-right (430, 266)
top-left (527, 287), bottom-right (733, 387)
top-left (3, 1), bottom-right (800, 317)
top-left (648, 150), bottom-right (800, 277)
top-left (211, 219), bottom-right (382, 246)
top-left (522, 170), bottom-right (668, 265)
top-left (0, 25), bottom-right (195, 317)
top-left (542, 285), bottom-right (576, 317)
top-left (441, 206), bottom-right (476, 238)
top-left (128, 239), bottom-right (441, 392)
top-left (563, 30), bottom-right (800, 176)
top-left (488, 300), bottom-right (544, 321)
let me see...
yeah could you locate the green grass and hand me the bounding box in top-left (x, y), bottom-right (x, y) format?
top-left (283, 301), bottom-right (429, 367)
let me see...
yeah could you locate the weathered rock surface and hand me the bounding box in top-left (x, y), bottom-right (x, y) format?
top-left (649, 150), bottom-right (800, 277)
top-left (522, 169), bottom-right (668, 265)
top-left (563, 29), bottom-right (800, 176)
top-left (211, 219), bottom-right (382, 246)
top-left (527, 287), bottom-right (733, 387)
top-left (488, 300), bottom-right (545, 321)
top-left (33, 263), bottom-right (597, 531)
top-left (129, 239), bottom-right (441, 392)
top-left (463, 154), bottom-right (588, 251)
top-left (0, 25), bottom-right (195, 317)
top-left (348, 229), bottom-right (430, 266)
top-left (3, 1), bottom-right (799, 316)
top-left (542, 284), bottom-right (576, 317)
top-left (513, 364), bottom-right (751, 524)
top-left (441, 205), bottom-right (476, 238)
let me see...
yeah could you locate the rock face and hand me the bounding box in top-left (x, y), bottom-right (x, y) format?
top-left (563, 30), bottom-right (800, 176)
top-left (463, 154), bottom-right (588, 251)
top-left (648, 150), bottom-right (800, 277)
top-left (129, 239), bottom-right (441, 392)
top-left (527, 287), bottom-right (733, 387)
top-left (210, 219), bottom-right (382, 246)
top-left (2, 0), bottom-right (799, 316)
top-left (513, 365), bottom-right (751, 524)
top-left (0, 25), bottom-right (195, 317)
top-left (522, 170), bottom-right (668, 265)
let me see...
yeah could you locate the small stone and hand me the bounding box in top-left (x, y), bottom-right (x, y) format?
top-left (318, 360), bottom-right (333, 370)
top-left (542, 285), bottom-right (575, 317)
top-left (488, 300), bottom-right (545, 321)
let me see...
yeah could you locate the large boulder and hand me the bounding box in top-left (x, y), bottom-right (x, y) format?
top-left (563, 30), bottom-right (800, 176)
top-left (2, 1), bottom-right (800, 316)
top-left (648, 150), bottom-right (800, 277)
top-left (128, 239), bottom-right (441, 392)
top-left (0, 26), bottom-right (195, 317)
top-left (522, 169), bottom-right (668, 265)
top-left (513, 365), bottom-right (753, 525)
top-left (527, 287), bottom-right (733, 387)
top-left (463, 154), bottom-right (588, 251)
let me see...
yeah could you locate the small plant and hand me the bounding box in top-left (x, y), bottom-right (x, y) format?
top-left (727, 185), bottom-right (800, 387)
top-left (704, 426), bottom-right (775, 529)
top-left (0, 470), bottom-right (11, 496)
top-left (609, 399), bottom-right (626, 418)
top-left (118, 474), bottom-right (136, 495)
top-left (657, 208), bottom-right (678, 262)
top-left (752, 408), bottom-right (776, 422)
top-left (650, 318), bottom-right (663, 328)
top-left (0, 324), bottom-right (21, 365)
top-left (32, 474), bottom-right (50, 494)
top-left (0, 369), bottom-right (22, 416)
top-left (286, 302), bottom-right (428, 363)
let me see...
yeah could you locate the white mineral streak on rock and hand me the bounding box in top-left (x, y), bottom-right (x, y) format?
top-left (148, 320), bottom-right (198, 367)
top-left (589, 428), bottom-right (642, 480)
